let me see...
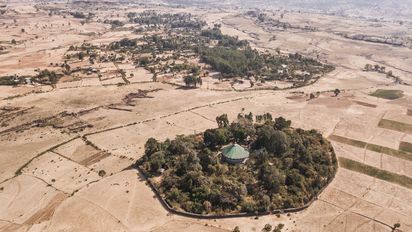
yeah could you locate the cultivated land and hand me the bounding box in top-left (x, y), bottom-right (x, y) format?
top-left (0, 1), bottom-right (412, 232)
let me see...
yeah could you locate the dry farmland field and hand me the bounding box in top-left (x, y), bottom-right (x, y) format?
top-left (0, 1), bottom-right (412, 232)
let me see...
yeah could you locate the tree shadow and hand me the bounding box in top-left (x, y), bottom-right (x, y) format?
top-left (175, 86), bottom-right (198, 90)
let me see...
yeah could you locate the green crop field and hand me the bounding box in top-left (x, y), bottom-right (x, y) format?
top-left (369, 89), bottom-right (404, 100)
top-left (378, 119), bottom-right (412, 134)
top-left (339, 157), bottom-right (412, 189)
top-left (330, 134), bottom-right (412, 161)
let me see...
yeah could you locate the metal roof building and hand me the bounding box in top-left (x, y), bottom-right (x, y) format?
top-left (221, 144), bottom-right (249, 164)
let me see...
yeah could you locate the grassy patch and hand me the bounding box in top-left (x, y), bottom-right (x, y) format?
top-left (329, 135), bottom-right (366, 149)
top-left (339, 157), bottom-right (412, 189)
top-left (330, 134), bottom-right (412, 162)
top-left (378, 119), bottom-right (412, 134)
top-left (399, 141), bottom-right (412, 153)
top-left (369, 89), bottom-right (404, 100)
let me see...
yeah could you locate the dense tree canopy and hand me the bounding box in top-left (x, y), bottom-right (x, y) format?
top-left (137, 113), bottom-right (337, 215)
top-left (200, 47), bottom-right (264, 77)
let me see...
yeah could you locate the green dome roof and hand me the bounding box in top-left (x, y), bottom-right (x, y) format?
top-left (222, 144), bottom-right (249, 160)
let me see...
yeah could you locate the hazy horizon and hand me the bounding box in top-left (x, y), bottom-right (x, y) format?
top-left (163, 0), bottom-right (412, 20)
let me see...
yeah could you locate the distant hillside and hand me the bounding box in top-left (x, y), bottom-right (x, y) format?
top-left (164, 0), bottom-right (412, 20)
